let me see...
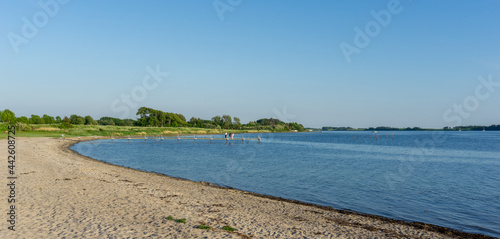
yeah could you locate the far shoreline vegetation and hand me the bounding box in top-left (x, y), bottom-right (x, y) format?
top-left (0, 107), bottom-right (306, 139)
top-left (1, 108), bottom-right (498, 139)
top-left (320, 125), bottom-right (500, 131)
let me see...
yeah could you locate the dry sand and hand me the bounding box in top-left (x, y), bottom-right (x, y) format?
top-left (0, 138), bottom-right (484, 238)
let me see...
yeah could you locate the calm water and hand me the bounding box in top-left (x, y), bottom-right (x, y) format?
top-left (72, 131), bottom-right (500, 237)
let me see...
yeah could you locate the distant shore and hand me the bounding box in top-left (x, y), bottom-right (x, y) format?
top-left (0, 137), bottom-right (494, 238)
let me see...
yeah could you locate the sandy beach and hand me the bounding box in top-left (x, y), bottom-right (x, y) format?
top-left (0, 138), bottom-right (486, 238)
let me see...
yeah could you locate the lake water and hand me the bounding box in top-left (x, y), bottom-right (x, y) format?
top-left (72, 131), bottom-right (500, 237)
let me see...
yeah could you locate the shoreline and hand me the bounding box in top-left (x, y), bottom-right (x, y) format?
top-left (1, 137), bottom-right (495, 238)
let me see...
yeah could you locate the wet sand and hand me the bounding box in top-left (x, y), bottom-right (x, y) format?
top-left (0, 137), bottom-right (490, 238)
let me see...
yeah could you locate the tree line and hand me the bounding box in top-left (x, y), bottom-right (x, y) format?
top-left (0, 109), bottom-right (137, 129)
top-left (135, 107), bottom-right (305, 131)
top-left (321, 125), bottom-right (500, 131)
top-left (0, 107), bottom-right (306, 132)
top-left (443, 125), bottom-right (500, 131)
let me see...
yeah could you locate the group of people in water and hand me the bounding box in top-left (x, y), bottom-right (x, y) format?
top-left (224, 132), bottom-right (235, 139)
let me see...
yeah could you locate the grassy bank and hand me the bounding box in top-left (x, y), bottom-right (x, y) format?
top-left (0, 123), bottom-right (271, 140)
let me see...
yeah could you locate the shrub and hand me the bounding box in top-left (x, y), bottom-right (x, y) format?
top-left (15, 122), bottom-right (31, 131)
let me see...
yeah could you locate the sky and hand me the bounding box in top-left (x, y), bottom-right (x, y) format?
top-left (1, 0), bottom-right (499, 128)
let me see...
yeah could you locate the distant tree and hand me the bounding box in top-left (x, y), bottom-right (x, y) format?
top-left (96, 117), bottom-right (135, 126)
top-left (136, 117), bottom-right (147, 126)
top-left (287, 122), bottom-right (305, 131)
top-left (175, 113), bottom-right (186, 123)
top-left (157, 113), bottom-right (166, 126)
top-left (121, 119), bottom-right (135, 126)
top-left (246, 121), bottom-right (257, 127)
top-left (189, 117), bottom-right (197, 126)
top-left (322, 127), bottom-right (354, 131)
top-left (60, 116), bottom-right (72, 128)
top-left (487, 124), bottom-right (500, 130)
top-left (30, 114), bottom-right (44, 124)
top-left (233, 117), bottom-right (241, 125)
top-left (99, 118), bottom-right (115, 126)
top-left (16, 116), bottom-right (29, 124)
top-left (256, 118), bottom-right (285, 126)
top-left (84, 116), bottom-right (96, 125)
top-left (42, 114), bottom-right (55, 124)
top-left (135, 107), bottom-right (186, 127)
top-left (0, 110), bottom-right (3, 121)
top-left (70, 115), bottom-right (85, 125)
top-left (1, 109), bottom-right (16, 123)
top-left (204, 123), bottom-right (215, 129)
top-left (55, 116), bottom-right (62, 123)
top-left (233, 117), bottom-right (241, 129)
top-left (222, 115), bottom-right (232, 129)
top-left (212, 116), bottom-right (222, 126)
top-left (148, 117), bottom-right (160, 127)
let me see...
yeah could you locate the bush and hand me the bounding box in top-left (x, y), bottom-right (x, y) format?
top-left (70, 115), bottom-right (85, 125)
top-left (15, 122), bottom-right (31, 131)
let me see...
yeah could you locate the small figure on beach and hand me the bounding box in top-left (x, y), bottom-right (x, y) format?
top-left (231, 133), bottom-right (235, 139)
top-left (228, 133), bottom-right (232, 139)
top-left (225, 132), bottom-right (228, 139)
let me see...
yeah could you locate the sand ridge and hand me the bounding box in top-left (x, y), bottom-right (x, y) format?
top-left (0, 138), bottom-right (486, 238)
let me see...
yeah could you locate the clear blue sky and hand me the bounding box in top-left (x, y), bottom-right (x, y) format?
top-left (1, 0), bottom-right (499, 128)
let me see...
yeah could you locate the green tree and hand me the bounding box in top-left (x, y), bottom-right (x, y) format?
top-left (99, 118), bottom-right (115, 125)
top-left (55, 116), bottom-right (62, 123)
top-left (136, 107), bottom-right (149, 119)
top-left (158, 113), bottom-right (166, 126)
top-left (287, 122), bottom-right (305, 132)
top-left (212, 116), bottom-right (222, 126)
top-left (189, 117), bottom-right (197, 126)
top-left (233, 117), bottom-right (241, 129)
top-left (16, 116), bottom-right (29, 124)
top-left (135, 107), bottom-right (186, 127)
top-left (1, 109), bottom-right (16, 123)
top-left (189, 117), bottom-right (205, 127)
top-left (30, 114), bottom-right (44, 124)
top-left (175, 113), bottom-right (186, 123)
top-left (246, 121), bottom-right (257, 127)
top-left (222, 115), bottom-right (232, 129)
top-left (42, 114), bottom-right (55, 124)
top-left (121, 119), bottom-right (135, 126)
top-left (70, 115), bottom-right (85, 125)
top-left (256, 118), bottom-right (284, 126)
top-left (84, 116), bottom-right (96, 125)
top-left (61, 116), bottom-right (72, 128)
top-left (148, 116), bottom-right (160, 127)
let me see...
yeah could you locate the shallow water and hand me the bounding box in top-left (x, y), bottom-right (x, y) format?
top-left (72, 131), bottom-right (500, 237)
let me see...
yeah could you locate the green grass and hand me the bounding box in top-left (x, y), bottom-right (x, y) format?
top-left (221, 225), bottom-right (236, 232)
top-left (165, 216), bottom-right (186, 224)
top-left (198, 224), bottom-right (211, 230)
top-left (0, 123), bottom-right (269, 140)
top-left (175, 218), bottom-right (186, 224)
